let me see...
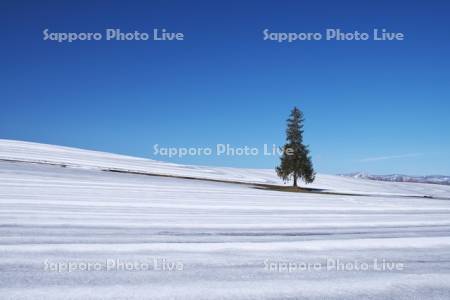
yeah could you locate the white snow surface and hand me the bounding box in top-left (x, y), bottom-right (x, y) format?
top-left (1, 139), bottom-right (450, 299)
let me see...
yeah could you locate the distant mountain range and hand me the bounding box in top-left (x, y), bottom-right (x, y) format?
top-left (341, 172), bottom-right (450, 186)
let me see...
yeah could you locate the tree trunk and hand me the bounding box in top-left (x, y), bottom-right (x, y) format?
top-left (293, 174), bottom-right (298, 187)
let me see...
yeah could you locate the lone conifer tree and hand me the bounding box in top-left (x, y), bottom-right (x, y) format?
top-left (276, 107), bottom-right (315, 187)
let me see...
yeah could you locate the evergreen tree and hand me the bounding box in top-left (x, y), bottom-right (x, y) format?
top-left (276, 107), bottom-right (315, 187)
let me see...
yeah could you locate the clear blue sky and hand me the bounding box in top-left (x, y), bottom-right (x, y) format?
top-left (1, 0), bottom-right (449, 175)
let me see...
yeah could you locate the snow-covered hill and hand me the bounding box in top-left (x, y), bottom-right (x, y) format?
top-left (342, 172), bottom-right (450, 186)
top-left (1, 139), bottom-right (450, 299)
top-left (1, 139), bottom-right (449, 198)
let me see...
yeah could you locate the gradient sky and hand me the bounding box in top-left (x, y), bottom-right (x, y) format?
top-left (1, 0), bottom-right (449, 175)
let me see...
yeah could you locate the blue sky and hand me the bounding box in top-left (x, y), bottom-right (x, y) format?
top-left (1, 0), bottom-right (449, 175)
